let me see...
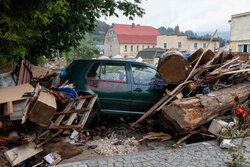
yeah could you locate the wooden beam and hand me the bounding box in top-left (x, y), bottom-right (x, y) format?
top-left (22, 83), bottom-right (40, 124)
top-left (210, 57), bottom-right (240, 75)
top-left (63, 94), bottom-right (97, 103)
top-left (79, 95), bottom-right (98, 126)
top-left (65, 99), bottom-right (86, 125)
top-left (53, 101), bottom-right (76, 126)
top-left (130, 94), bottom-right (169, 128)
top-left (46, 124), bottom-right (82, 130)
top-left (36, 130), bottom-right (63, 148)
top-left (53, 108), bottom-right (90, 115)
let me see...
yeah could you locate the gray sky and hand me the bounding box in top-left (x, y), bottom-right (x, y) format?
top-left (101, 0), bottom-right (250, 32)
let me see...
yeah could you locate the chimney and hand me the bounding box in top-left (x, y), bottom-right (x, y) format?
top-left (132, 23), bottom-right (135, 28)
top-left (175, 25), bottom-right (180, 35)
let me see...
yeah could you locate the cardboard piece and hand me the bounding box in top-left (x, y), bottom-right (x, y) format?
top-left (29, 91), bottom-right (57, 127)
top-left (0, 84), bottom-right (34, 104)
top-left (3, 101), bottom-right (13, 115)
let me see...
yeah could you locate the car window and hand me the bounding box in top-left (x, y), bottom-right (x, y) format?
top-left (101, 63), bottom-right (127, 82)
top-left (131, 64), bottom-right (157, 85)
top-left (87, 63), bottom-right (101, 79)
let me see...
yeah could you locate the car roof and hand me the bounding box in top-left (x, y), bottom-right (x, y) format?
top-left (70, 59), bottom-right (157, 69)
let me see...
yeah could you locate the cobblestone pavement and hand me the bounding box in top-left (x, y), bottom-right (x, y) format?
top-left (56, 139), bottom-right (250, 167)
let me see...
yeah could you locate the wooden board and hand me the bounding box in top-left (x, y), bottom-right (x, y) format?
top-left (0, 84), bottom-right (34, 104)
top-left (31, 64), bottom-right (53, 79)
top-left (4, 142), bottom-right (43, 166)
top-left (22, 83), bottom-right (40, 124)
top-left (29, 92), bottom-right (57, 127)
top-left (43, 139), bottom-right (82, 160)
top-left (17, 59), bottom-right (32, 85)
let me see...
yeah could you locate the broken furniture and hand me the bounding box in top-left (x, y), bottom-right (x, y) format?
top-left (36, 94), bottom-right (97, 148)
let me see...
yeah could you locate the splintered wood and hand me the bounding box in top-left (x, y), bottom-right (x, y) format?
top-left (143, 132), bottom-right (172, 141)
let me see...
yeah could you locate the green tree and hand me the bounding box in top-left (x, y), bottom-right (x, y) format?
top-left (64, 35), bottom-right (100, 65)
top-left (0, 0), bottom-right (144, 64)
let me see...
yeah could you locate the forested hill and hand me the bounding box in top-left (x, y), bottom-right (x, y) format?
top-left (89, 20), bottom-right (110, 44)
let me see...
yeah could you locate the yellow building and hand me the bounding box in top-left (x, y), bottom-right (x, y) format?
top-left (156, 26), bottom-right (219, 54)
top-left (104, 23), bottom-right (160, 58)
top-left (230, 12), bottom-right (250, 53)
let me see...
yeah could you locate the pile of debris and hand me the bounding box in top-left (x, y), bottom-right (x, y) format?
top-left (132, 31), bottom-right (249, 146)
top-left (0, 59), bottom-right (99, 166)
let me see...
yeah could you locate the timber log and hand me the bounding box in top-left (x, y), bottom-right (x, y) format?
top-left (159, 81), bottom-right (250, 134)
top-left (158, 50), bottom-right (190, 85)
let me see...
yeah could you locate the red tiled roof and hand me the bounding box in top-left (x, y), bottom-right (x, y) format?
top-left (111, 24), bottom-right (160, 44)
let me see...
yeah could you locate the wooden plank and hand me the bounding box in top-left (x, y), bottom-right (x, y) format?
top-left (53, 101), bottom-right (75, 126)
top-left (4, 142), bottom-right (43, 166)
top-left (31, 64), bottom-right (53, 79)
top-left (210, 57), bottom-right (240, 75)
top-left (0, 84), bottom-right (34, 104)
top-left (79, 95), bottom-right (98, 126)
top-left (65, 99), bottom-right (86, 125)
top-left (46, 124), bottom-right (82, 130)
top-left (63, 94), bottom-right (97, 103)
top-left (22, 60), bottom-right (28, 85)
top-left (53, 108), bottom-right (90, 115)
top-left (36, 130), bottom-right (63, 148)
top-left (17, 59), bottom-right (32, 85)
top-left (17, 60), bottom-right (24, 85)
top-left (3, 101), bottom-right (13, 115)
top-left (130, 94), bottom-right (169, 128)
top-left (21, 83), bottom-right (40, 124)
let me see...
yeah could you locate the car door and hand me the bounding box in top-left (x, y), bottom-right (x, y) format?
top-left (87, 62), bottom-right (132, 111)
top-left (130, 63), bottom-right (165, 112)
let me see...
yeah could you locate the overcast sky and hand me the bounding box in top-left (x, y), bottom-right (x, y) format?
top-left (101, 0), bottom-right (250, 32)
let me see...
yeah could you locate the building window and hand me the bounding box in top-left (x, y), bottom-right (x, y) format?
top-left (124, 45), bottom-right (127, 52)
top-left (178, 42), bottom-right (182, 49)
top-left (194, 43), bottom-right (198, 49)
top-left (148, 45), bottom-right (150, 48)
top-left (142, 45), bottom-right (144, 50)
top-left (238, 44), bottom-right (250, 53)
top-left (164, 43), bottom-right (167, 49)
top-left (203, 43), bottom-right (206, 48)
top-left (131, 45), bottom-right (133, 51)
top-left (137, 45), bottom-right (139, 51)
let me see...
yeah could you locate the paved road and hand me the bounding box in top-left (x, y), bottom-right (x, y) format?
top-left (56, 139), bottom-right (250, 167)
